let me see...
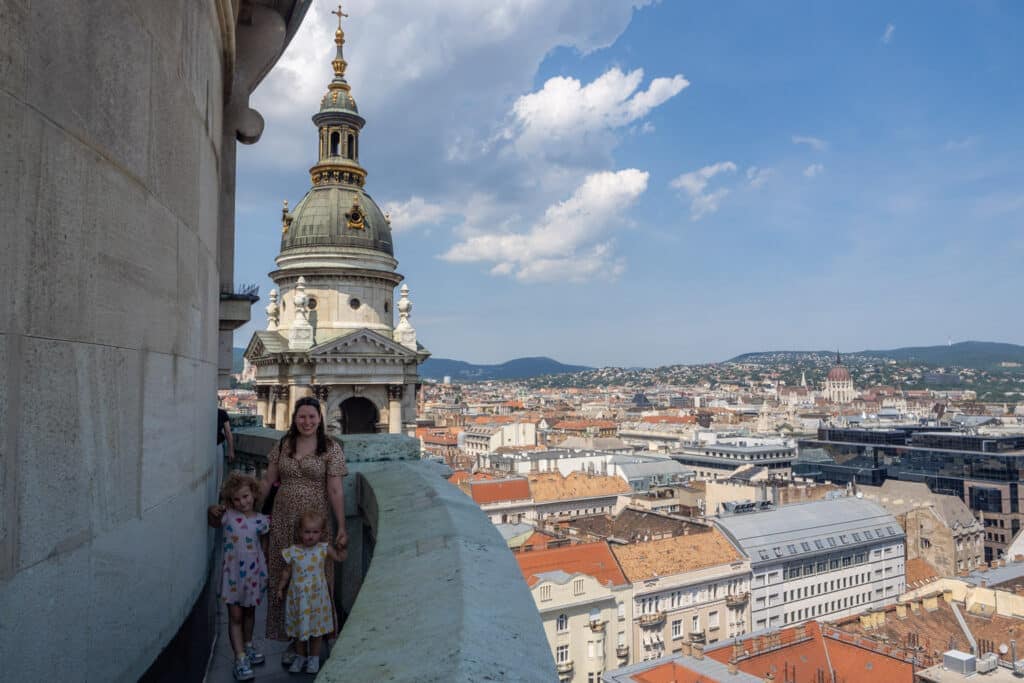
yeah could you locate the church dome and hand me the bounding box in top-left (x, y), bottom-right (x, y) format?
top-left (827, 365), bottom-right (851, 382)
top-left (281, 185), bottom-right (393, 256)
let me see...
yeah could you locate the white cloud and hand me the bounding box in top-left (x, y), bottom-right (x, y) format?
top-left (746, 166), bottom-right (774, 189)
top-left (382, 196), bottom-right (447, 232)
top-left (504, 67), bottom-right (688, 156)
top-left (792, 135), bottom-right (828, 152)
top-left (442, 169), bottom-right (649, 282)
top-left (804, 163), bottom-right (825, 178)
top-left (882, 24), bottom-right (895, 44)
top-left (670, 162), bottom-right (737, 220)
top-left (239, 1), bottom-right (672, 288)
top-left (944, 136), bottom-right (979, 151)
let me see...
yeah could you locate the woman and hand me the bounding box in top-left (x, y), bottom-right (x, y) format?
top-left (213, 397), bottom-right (348, 665)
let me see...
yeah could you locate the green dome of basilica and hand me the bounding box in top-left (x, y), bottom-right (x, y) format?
top-left (281, 185), bottom-right (393, 256)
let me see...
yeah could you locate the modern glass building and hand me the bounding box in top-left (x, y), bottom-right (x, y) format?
top-left (796, 427), bottom-right (1024, 562)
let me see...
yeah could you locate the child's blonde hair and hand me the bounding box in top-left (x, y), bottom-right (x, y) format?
top-left (219, 472), bottom-right (262, 508)
top-left (295, 509), bottom-right (328, 544)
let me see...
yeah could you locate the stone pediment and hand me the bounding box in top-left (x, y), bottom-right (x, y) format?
top-left (244, 330), bottom-right (288, 361)
top-left (308, 328), bottom-right (418, 360)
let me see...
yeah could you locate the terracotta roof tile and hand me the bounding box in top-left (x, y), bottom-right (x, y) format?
top-left (515, 541), bottom-right (628, 588)
top-left (468, 478), bottom-right (531, 505)
top-left (708, 622), bottom-right (916, 683)
top-left (612, 529), bottom-right (742, 580)
top-left (906, 557), bottom-right (941, 585)
top-left (528, 471), bottom-right (631, 502)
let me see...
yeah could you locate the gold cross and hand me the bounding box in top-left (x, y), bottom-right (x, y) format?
top-left (331, 4), bottom-right (348, 29)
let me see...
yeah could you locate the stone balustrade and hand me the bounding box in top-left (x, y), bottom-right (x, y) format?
top-left (231, 428), bottom-right (555, 681)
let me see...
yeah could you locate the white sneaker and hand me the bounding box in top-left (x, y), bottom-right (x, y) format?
top-left (288, 655), bottom-right (306, 674)
top-left (305, 656), bottom-right (320, 674)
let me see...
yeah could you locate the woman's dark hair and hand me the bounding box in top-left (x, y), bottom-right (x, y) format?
top-left (280, 396), bottom-right (329, 456)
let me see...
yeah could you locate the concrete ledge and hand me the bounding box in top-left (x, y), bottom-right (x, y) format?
top-left (321, 461), bottom-right (554, 682)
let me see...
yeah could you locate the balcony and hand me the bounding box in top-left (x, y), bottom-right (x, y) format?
top-left (726, 592), bottom-right (750, 607)
top-left (589, 618), bottom-right (606, 632)
top-left (556, 659), bottom-right (575, 674)
top-left (212, 429), bottom-right (554, 681)
top-left (616, 644), bottom-right (630, 659)
top-left (639, 611), bottom-right (667, 627)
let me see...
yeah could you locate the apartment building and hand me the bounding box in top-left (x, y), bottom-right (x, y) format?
top-left (462, 421), bottom-right (537, 457)
top-left (517, 542), bottom-right (633, 683)
top-left (612, 530), bottom-right (751, 662)
top-left (671, 441), bottom-right (796, 480)
top-left (715, 498), bottom-right (906, 631)
top-left (859, 480), bottom-right (985, 575)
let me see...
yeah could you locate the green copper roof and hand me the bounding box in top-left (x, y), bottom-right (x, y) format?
top-left (281, 185), bottom-right (393, 255)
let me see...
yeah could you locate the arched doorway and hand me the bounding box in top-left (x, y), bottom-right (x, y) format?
top-left (340, 397), bottom-right (379, 434)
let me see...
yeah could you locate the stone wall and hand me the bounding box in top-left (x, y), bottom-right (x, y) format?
top-left (0, 2), bottom-right (304, 679)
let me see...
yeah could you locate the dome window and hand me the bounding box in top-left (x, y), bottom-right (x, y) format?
top-left (330, 131), bottom-right (340, 156)
top-left (307, 297), bottom-right (318, 310)
top-left (347, 134), bottom-right (355, 159)
top-left (349, 298), bottom-right (361, 310)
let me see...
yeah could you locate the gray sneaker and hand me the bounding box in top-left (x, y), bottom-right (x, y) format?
top-left (288, 655), bottom-right (306, 674)
top-left (233, 656), bottom-right (255, 681)
top-left (245, 642), bottom-right (265, 665)
top-left (305, 656), bottom-right (320, 674)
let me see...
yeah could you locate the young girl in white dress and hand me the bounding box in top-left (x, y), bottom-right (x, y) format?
top-left (275, 509), bottom-right (346, 674)
top-left (207, 472), bottom-right (270, 681)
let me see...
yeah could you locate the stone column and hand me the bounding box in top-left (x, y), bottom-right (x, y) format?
top-left (274, 385), bottom-right (290, 429)
top-left (255, 386), bottom-right (270, 427)
top-left (388, 385), bottom-right (403, 434)
top-left (312, 384), bottom-right (330, 418)
top-left (290, 383), bottom-right (313, 418)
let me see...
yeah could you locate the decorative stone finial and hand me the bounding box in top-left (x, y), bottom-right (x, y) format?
top-left (281, 199), bottom-right (292, 235)
top-left (266, 289), bottom-right (280, 330)
top-left (393, 283), bottom-right (416, 350)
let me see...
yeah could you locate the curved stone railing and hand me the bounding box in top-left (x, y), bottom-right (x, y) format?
top-left (232, 428), bottom-right (555, 681)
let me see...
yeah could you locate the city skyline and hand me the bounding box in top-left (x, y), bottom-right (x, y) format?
top-left (234, 1), bottom-right (1024, 367)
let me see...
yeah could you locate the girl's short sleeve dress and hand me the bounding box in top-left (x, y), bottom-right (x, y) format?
top-left (282, 542), bottom-right (333, 640)
top-left (220, 510), bottom-right (270, 606)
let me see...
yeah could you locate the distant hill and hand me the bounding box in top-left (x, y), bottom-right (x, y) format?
top-left (731, 341), bottom-right (1024, 369)
top-left (420, 356), bottom-right (592, 381)
top-left (232, 349), bottom-right (590, 381)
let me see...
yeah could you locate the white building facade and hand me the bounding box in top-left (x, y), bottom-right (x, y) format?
top-left (715, 498), bottom-right (906, 632)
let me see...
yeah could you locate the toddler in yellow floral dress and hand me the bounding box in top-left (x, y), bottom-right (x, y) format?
top-left (276, 509), bottom-right (345, 674)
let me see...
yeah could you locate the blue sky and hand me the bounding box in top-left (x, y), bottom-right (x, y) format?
top-left (234, 0), bottom-right (1023, 367)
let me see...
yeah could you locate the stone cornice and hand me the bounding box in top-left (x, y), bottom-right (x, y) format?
top-left (269, 267), bottom-right (403, 286)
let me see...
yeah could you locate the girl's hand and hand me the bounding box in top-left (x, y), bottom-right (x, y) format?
top-left (335, 527), bottom-right (349, 550)
top-left (207, 505), bottom-right (226, 528)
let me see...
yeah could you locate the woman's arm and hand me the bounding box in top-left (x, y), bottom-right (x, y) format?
top-left (261, 453), bottom-right (280, 501)
top-left (327, 475), bottom-right (348, 549)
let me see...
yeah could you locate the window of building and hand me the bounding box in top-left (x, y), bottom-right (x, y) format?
top-left (709, 611), bottom-right (720, 629)
top-left (573, 579), bottom-right (585, 596)
top-left (540, 586), bottom-right (551, 601)
top-left (691, 615), bottom-right (700, 633)
top-left (556, 645), bottom-right (569, 663)
top-left (587, 641), bottom-right (595, 659)
top-left (557, 613), bottom-right (568, 632)
top-left (801, 542), bottom-right (811, 552)
top-left (617, 602), bottom-right (625, 620)
top-left (672, 619), bottom-right (682, 639)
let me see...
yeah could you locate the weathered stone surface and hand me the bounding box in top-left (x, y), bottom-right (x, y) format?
top-left (323, 461), bottom-right (556, 682)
